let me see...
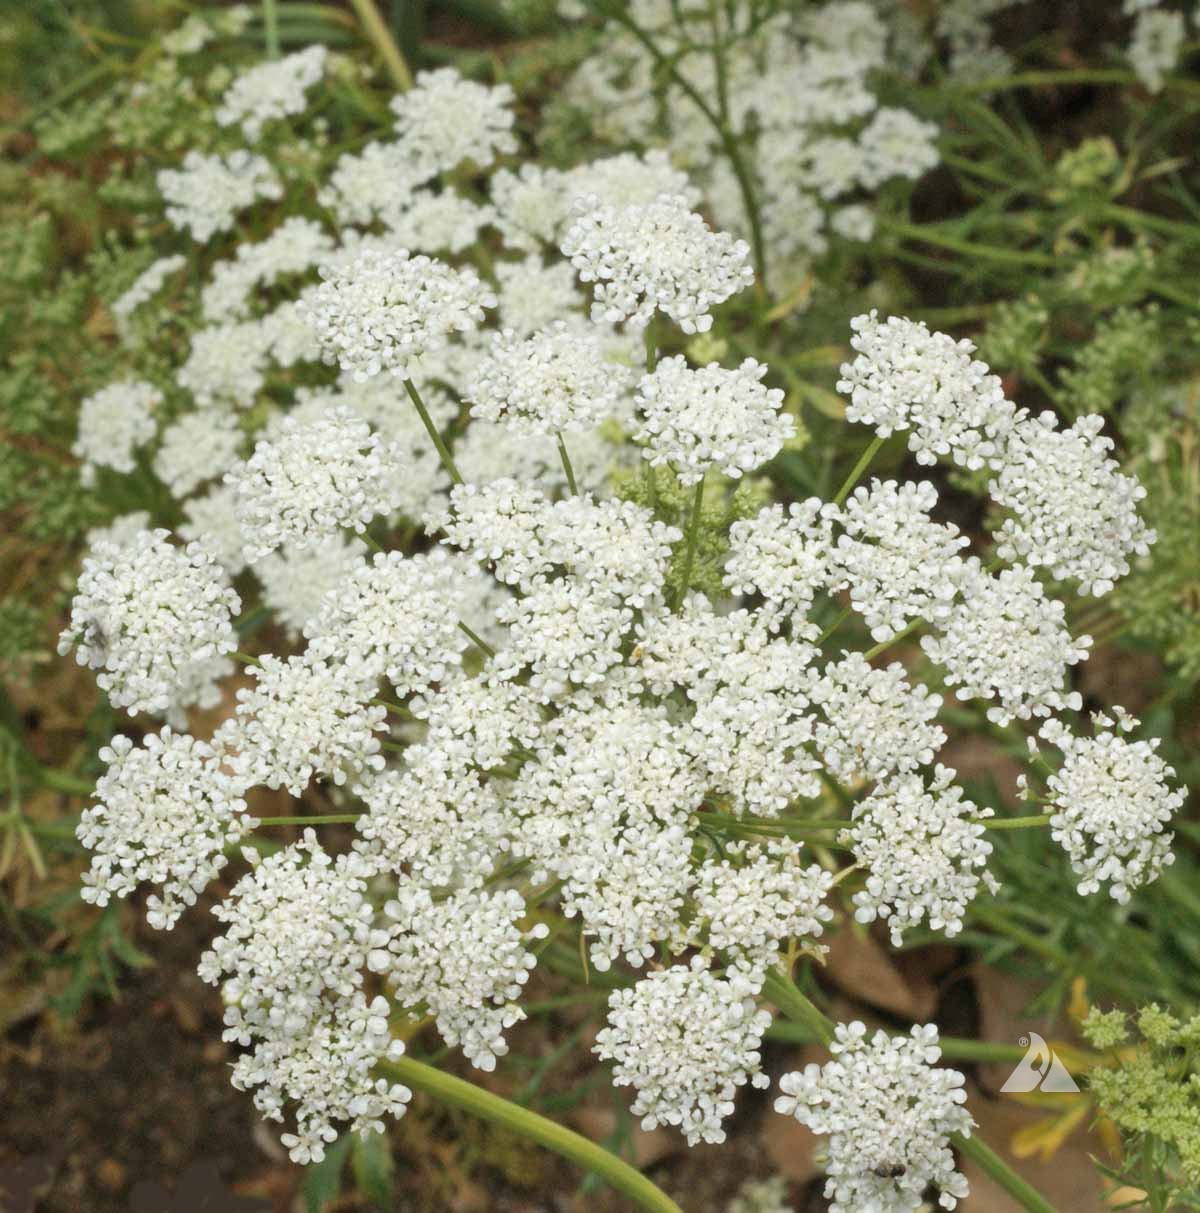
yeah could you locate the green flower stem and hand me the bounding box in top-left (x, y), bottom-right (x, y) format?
top-left (862, 618), bottom-right (920, 661)
top-left (232, 651), bottom-right (262, 667)
top-left (458, 620), bottom-right (496, 658)
top-left (263, 0), bottom-right (281, 57)
top-left (762, 967), bottom-right (835, 1045)
top-left (346, 0), bottom-right (414, 90)
top-left (880, 218), bottom-right (1057, 268)
top-left (596, 1), bottom-right (767, 296)
top-left (672, 477), bottom-right (706, 610)
top-left (556, 433), bottom-right (579, 495)
top-left (947, 67), bottom-right (1200, 99)
top-left (255, 814), bottom-right (362, 826)
top-left (816, 605), bottom-right (852, 646)
top-left (953, 1134), bottom-right (1057, 1213)
top-left (978, 815), bottom-right (1049, 830)
top-left (644, 315), bottom-right (659, 374)
top-left (377, 1056), bottom-right (684, 1213)
top-left (763, 968), bottom-right (1059, 1213)
top-left (832, 434), bottom-right (885, 507)
top-left (404, 378), bottom-right (462, 485)
top-left (696, 811), bottom-right (844, 840)
top-left (39, 768), bottom-right (94, 797)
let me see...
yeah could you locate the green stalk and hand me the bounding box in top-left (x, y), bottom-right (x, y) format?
top-left (404, 378), bottom-right (462, 485)
top-left (762, 968), bottom-right (835, 1045)
top-left (832, 434), bottom-right (884, 507)
top-left (954, 1134), bottom-right (1057, 1213)
top-left (596, 1), bottom-right (767, 296)
top-left (262, 0), bottom-right (281, 57)
top-left (862, 619), bottom-right (920, 661)
top-left (644, 314), bottom-right (659, 374)
top-left (347, 0), bottom-right (414, 90)
top-left (979, 815), bottom-right (1049, 830)
top-left (458, 620), bottom-right (496, 658)
top-left (556, 433), bottom-right (579, 495)
top-left (672, 477), bottom-right (706, 610)
top-left (39, 768), bottom-right (95, 797)
top-left (377, 1057), bottom-right (684, 1213)
top-left (880, 219), bottom-right (1056, 268)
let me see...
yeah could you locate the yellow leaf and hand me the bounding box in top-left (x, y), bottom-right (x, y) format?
top-left (1011, 1100), bottom-right (1092, 1162)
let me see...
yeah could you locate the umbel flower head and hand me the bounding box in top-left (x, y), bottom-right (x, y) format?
top-left (775, 1022), bottom-right (973, 1211)
top-left (226, 406), bottom-right (405, 563)
top-left (302, 246), bottom-right (496, 381)
top-left (560, 192), bottom-right (754, 333)
top-left (635, 355), bottom-right (795, 485)
top-left (79, 729), bottom-right (254, 930)
top-left (1039, 712), bottom-right (1185, 903)
top-left (215, 44), bottom-right (327, 140)
top-left (58, 529), bottom-right (240, 718)
top-left (595, 958), bottom-right (771, 1145)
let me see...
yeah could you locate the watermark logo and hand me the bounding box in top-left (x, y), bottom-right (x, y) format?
top-left (1001, 1032), bottom-right (1080, 1094)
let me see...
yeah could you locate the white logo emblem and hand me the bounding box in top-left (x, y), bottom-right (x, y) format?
top-left (1000, 1032), bottom-right (1079, 1093)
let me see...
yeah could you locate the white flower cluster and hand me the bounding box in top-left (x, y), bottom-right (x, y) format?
top-left (304, 548), bottom-right (470, 692)
top-left (111, 254), bottom-right (185, 322)
top-left (79, 730), bottom-right (253, 930)
top-left (690, 840), bottom-right (834, 969)
top-left (59, 529), bottom-right (239, 718)
top-left (157, 150), bottom-right (282, 242)
top-left (201, 217), bottom-right (334, 320)
top-left (775, 1022), bottom-right (972, 1212)
top-left (845, 766), bottom-right (997, 944)
top-left (218, 651), bottom-right (386, 795)
top-left (303, 247), bottom-right (496, 381)
top-left (74, 380), bottom-right (160, 484)
top-left (810, 653), bottom-right (946, 782)
top-left (562, 3), bottom-right (940, 273)
top-left (1128, 6), bottom-right (1185, 92)
top-left (369, 885), bottom-right (547, 1071)
top-left (154, 407), bottom-right (243, 498)
top-left (226, 406), bottom-right (404, 562)
top-left (561, 193), bottom-right (754, 332)
top-left (468, 322), bottom-right (633, 435)
top-left (389, 67), bottom-right (517, 178)
top-left (253, 534), bottom-right (367, 638)
top-left (1040, 713), bottom-right (1185, 903)
top-left (216, 45), bottom-right (327, 140)
top-left (990, 411), bottom-right (1155, 595)
top-left (636, 356), bottom-right (795, 484)
top-left (838, 311), bottom-right (1018, 469)
top-left (920, 561), bottom-right (1090, 725)
top-left (832, 479), bottom-right (968, 642)
top-left (198, 833), bottom-right (410, 1163)
top-left (596, 959), bottom-right (771, 1145)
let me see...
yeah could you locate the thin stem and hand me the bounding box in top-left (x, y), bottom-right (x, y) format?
top-left (816, 605), bottom-right (852, 646)
top-left (39, 768), bottom-right (94, 797)
top-left (598, 1), bottom-right (767, 295)
top-left (404, 378), bottom-right (462, 485)
top-left (556, 433), bottom-right (578, 495)
top-left (880, 218), bottom-right (1057, 268)
top-left (696, 811), bottom-right (844, 838)
top-left (832, 434), bottom-right (884, 507)
top-left (377, 1057), bottom-right (684, 1213)
top-left (644, 315), bottom-right (658, 374)
top-left (672, 477), bottom-right (706, 610)
top-left (863, 619), bottom-right (920, 661)
top-left (953, 1134), bottom-right (1057, 1213)
top-left (346, 0), bottom-right (414, 90)
top-left (979, 814), bottom-right (1049, 830)
top-left (262, 0), bottom-right (280, 57)
top-left (232, 651), bottom-right (262, 667)
top-left (762, 967), bottom-right (835, 1046)
top-left (458, 620), bottom-right (496, 658)
top-left (256, 814), bottom-right (362, 826)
